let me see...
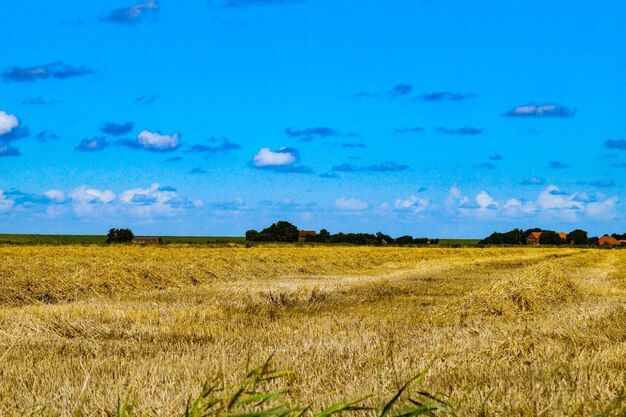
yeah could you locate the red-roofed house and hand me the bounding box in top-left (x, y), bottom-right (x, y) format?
top-left (527, 232), bottom-right (542, 245)
top-left (598, 235), bottom-right (626, 246)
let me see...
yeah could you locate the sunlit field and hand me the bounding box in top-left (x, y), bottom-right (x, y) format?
top-left (1, 245), bottom-right (626, 416)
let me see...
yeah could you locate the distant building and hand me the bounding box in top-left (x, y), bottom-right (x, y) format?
top-left (527, 232), bottom-right (542, 245)
top-left (132, 236), bottom-right (162, 245)
top-left (298, 230), bottom-right (316, 242)
top-left (598, 235), bottom-right (626, 246)
top-left (526, 231), bottom-right (567, 245)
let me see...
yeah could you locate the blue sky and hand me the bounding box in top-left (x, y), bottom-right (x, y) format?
top-left (1, 0), bottom-right (625, 237)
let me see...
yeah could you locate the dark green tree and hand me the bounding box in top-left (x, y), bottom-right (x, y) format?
top-left (106, 228), bottom-right (134, 243)
top-left (265, 221), bottom-right (299, 242)
top-left (317, 229), bottom-right (331, 243)
top-left (539, 230), bottom-right (566, 245)
top-left (245, 230), bottom-right (259, 241)
top-left (376, 232), bottom-right (394, 244)
top-left (479, 229), bottom-right (524, 245)
top-left (567, 229), bottom-right (589, 245)
top-left (394, 235), bottom-right (415, 245)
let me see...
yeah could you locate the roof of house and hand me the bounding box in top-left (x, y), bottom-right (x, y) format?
top-left (558, 232), bottom-right (567, 240)
top-left (529, 232), bottom-right (542, 239)
top-left (298, 230), bottom-right (316, 236)
top-left (599, 235), bottom-right (620, 244)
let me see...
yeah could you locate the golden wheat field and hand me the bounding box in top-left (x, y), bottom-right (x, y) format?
top-left (1, 245), bottom-right (626, 416)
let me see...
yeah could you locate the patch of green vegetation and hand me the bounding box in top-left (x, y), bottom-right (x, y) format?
top-left (0, 234), bottom-right (246, 245)
top-left (0, 234), bottom-right (105, 245)
top-left (163, 236), bottom-right (246, 245)
top-left (436, 239), bottom-right (480, 246)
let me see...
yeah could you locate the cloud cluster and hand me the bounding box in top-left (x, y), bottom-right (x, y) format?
top-left (120, 130), bottom-right (181, 152)
top-left (21, 97), bottom-right (57, 106)
top-left (444, 185), bottom-right (618, 222)
top-left (104, 0), bottom-right (159, 25)
top-left (332, 162), bottom-right (409, 173)
top-left (504, 104), bottom-right (576, 118)
top-left (335, 197), bottom-right (368, 211)
top-left (68, 184), bottom-right (201, 218)
top-left (436, 126), bottom-right (484, 135)
top-left (0, 111), bottom-right (29, 157)
top-left (136, 95), bottom-right (158, 104)
top-left (520, 177), bottom-right (545, 186)
top-left (394, 195), bottom-right (431, 214)
top-left (0, 111), bottom-right (19, 136)
top-left (36, 131), bottom-right (60, 142)
top-left (549, 161), bottom-right (570, 169)
top-left (421, 92), bottom-right (476, 101)
top-left (188, 138), bottom-right (242, 154)
top-left (390, 84), bottom-right (413, 97)
top-left (75, 136), bottom-right (110, 152)
top-left (101, 122), bottom-right (134, 136)
top-left (394, 127), bottom-right (425, 134)
top-left (285, 127), bottom-right (339, 142)
top-left (212, 0), bottom-right (306, 7)
top-left (251, 147), bottom-right (312, 173)
top-left (605, 139), bottom-right (626, 150)
top-left (2, 62), bottom-right (95, 82)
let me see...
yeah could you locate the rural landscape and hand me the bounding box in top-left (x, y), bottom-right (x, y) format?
top-left (2, 0), bottom-right (626, 416)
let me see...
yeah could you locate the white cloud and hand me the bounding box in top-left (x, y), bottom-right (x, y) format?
top-left (536, 185), bottom-right (581, 211)
top-left (44, 190), bottom-right (65, 203)
top-left (118, 183), bottom-right (201, 217)
top-left (335, 197), bottom-right (368, 211)
top-left (445, 186), bottom-right (470, 210)
top-left (0, 111), bottom-right (19, 136)
top-left (70, 186), bottom-right (116, 204)
top-left (502, 198), bottom-right (536, 218)
top-left (69, 186), bottom-right (116, 217)
top-left (394, 195), bottom-right (430, 213)
top-left (443, 185), bottom-right (619, 224)
top-left (0, 190), bottom-right (15, 213)
top-left (137, 130), bottom-right (180, 151)
top-left (586, 197), bottom-right (618, 220)
top-left (253, 147), bottom-right (296, 167)
top-left (476, 191), bottom-right (497, 209)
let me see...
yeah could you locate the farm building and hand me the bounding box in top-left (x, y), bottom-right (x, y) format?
top-left (526, 231), bottom-right (567, 245)
top-left (598, 235), bottom-right (626, 246)
top-left (298, 230), bottom-right (316, 242)
top-left (526, 232), bottom-right (542, 245)
top-left (132, 236), bottom-right (162, 245)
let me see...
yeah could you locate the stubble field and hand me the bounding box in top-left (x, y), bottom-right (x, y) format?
top-left (1, 245), bottom-right (626, 416)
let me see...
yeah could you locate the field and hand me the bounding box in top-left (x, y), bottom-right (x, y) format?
top-left (1, 246), bottom-right (626, 416)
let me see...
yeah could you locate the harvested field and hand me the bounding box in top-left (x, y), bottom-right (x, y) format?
top-left (1, 246), bottom-right (625, 416)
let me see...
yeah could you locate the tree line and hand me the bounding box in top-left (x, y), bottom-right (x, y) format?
top-left (479, 228), bottom-right (609, 246)
top-left (245, 221), bottom-right (438, 245)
